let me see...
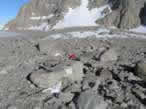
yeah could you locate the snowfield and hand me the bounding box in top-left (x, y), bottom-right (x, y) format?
top-left (45, 28), bottom-right (146, 40)
top-left (130, 26), bottom-right (146, 33)
top-left (54, 0), bottom-right (111, 29)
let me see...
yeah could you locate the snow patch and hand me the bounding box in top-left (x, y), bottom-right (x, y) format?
top-left (65, 67), bottom-right (73, 75)
top-left (30, 14), bottom-right (54, 20)
top-left (130, 26), bottom-right (146, 33)
top-left (47, 27), bottom-right (146, 39)
top-left (42, 82), bottom-right (62, 94)
top-left (54, 53), bottom-right (62, 57)
top-left (28, 23), bottom-right (50, 31)
top-left (0, 25), bottom-right (3, 30)
top-left (54, 0), bottom-right (111, 29)
top-left (4, 28), bottom-right (9, 31)
top-left (49, 28), bottom-right (110, 39)
top-left (32, 12), bottom-right (35, 16)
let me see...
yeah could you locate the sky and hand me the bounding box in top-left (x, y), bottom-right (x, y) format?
top-left (0, 0), bottom-right (29, 26)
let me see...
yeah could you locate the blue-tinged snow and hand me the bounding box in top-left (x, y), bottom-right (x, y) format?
top-left (130, 26), bottom-right (146, 33)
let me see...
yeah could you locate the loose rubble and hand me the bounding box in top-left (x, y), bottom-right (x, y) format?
top-left (0, 32), bottom-right (146, 109)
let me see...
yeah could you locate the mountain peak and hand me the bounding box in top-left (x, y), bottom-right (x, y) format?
top-left (3, 0), bottom-right (146, 31)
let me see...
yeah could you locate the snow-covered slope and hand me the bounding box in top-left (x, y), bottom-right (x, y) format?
top-left (3, 0), bottom-right (111, 31)
top-left (27, 0), bottom-right (111, 30)
top-left (54, 0), bottom-right (111, 28)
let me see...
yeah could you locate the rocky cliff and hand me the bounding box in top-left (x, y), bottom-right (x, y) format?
top-left (97, 0), bottom-right (146, 29)
top-left (3, 0), bottom-right (146, 31)
top-left (4, 0), bottom-right (81, 31)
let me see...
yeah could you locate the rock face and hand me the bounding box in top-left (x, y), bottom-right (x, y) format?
top-left (96, 0), bottom-right (146, 29)
top-left (3, 0), bottom-right (146, 31)
top-left (4, 0), bottom-right (81, 31)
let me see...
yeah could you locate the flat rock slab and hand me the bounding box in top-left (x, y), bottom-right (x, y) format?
top-left (28, 61), bottom-right (84, 91)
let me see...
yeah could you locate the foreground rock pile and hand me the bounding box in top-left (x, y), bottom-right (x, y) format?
top-left (0, 34), bottom-right (146, 109)
top-left (25, 38), bottom-right (146, 109)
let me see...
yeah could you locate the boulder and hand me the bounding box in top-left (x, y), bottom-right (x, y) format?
top-left (136, 61), bottom-right (146, 80)
top-left (59, 92), bottom-right (74, 103)
top-left (29, 69), bottom-right (64, 89)
top-left (100, 48), bottom-right (119, 62)
top-left (28, 61), bottom-right (84, 90)
top-left (78, 91), bottom-right (108, 109)
top-left (63, 61), bottom-right (84, 82)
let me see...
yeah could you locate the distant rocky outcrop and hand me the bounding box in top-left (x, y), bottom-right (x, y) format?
top-left (3, 0), bottom-right (146, 31)
top-left (96, 0), bottom-right (146, 29)
top-left (4, 0), bottom-right (81, 31)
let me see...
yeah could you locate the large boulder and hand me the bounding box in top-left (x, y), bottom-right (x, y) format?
top-left (28, 61), bottom-right (84, 91)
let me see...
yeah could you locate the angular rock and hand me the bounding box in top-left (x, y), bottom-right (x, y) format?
top-left (136, 61), bottom-right (146, 80)
top-left (65, 61), bottom-right (84, 82)
top-left (59, 92), bottom-right (74, 103)
top-left (100, 48), bottom-right (119, 62)
top-left (78, 91), bottom-right (108, 109)
top-left (101, 7), bottom-right (111, 15)
top-left (28, 61), bottom-right (84, 90)
top-left (29, 69), bottom-right (64, 89)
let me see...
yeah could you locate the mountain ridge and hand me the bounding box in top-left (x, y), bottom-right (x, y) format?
top-left (3, 0), bottom-right (146, 31)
